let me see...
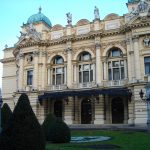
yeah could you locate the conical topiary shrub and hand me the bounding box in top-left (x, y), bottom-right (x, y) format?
top-left (42, 113), bottom-right (57, 141)
top-left (0, 93), bottom-right (45, 150)
top-left (1, 103), bottom-right (12, 131)
top-left (48, 119), bottom-right (71, 143)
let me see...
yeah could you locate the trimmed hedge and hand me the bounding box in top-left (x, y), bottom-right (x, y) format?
top-left (0, 93), bottom-right (45, 150)
top-left (1, 103), bottom-right (12, 131)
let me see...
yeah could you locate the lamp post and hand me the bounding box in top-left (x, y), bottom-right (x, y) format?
top-left (139, 89), bottom-right (150, 132)
top-left (0, 88), bottom-right (3, 134)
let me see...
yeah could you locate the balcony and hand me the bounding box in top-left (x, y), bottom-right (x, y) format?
top-left (47, 84), bottom-right (67, 91)
top-left (103, 80), bottom-right (128, 87)
top-left (74, 82), bottom-right (97, 89)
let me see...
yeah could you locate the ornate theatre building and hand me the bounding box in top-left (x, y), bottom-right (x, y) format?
top-left (1, 0), bottom-right (150, 125)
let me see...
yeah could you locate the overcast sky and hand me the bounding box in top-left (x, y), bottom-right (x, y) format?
top-left (0, 0), bottom-right (128, 88)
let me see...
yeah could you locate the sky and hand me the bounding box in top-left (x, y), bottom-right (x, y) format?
top-left (0, 0), bottom-right (128, 88)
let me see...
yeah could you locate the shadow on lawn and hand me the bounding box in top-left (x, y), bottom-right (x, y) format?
top-left (80, 144), bottom-right (121, 149)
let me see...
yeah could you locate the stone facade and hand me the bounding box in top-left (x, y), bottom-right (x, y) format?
top-left (1, 0), bottom-right (150, 125)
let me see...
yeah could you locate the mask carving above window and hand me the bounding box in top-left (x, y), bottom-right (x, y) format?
top-left (26, 55), bottom-right (33, 63)
top-left (143, 36), bottom-right (150, 47)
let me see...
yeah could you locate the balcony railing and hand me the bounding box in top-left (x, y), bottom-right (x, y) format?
top-left (74, 82), bottom-right (96, 89)
top-left (47, 84), bottom-right (67, 91)
top-left (103, 80), bottom-right (128, 87)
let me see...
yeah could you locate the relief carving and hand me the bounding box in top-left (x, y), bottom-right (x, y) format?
top-left (143, 35), bottom-right (150, 47)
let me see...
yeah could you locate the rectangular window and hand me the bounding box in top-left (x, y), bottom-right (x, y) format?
top-left (108, 69), bottom-right (112, 80)
top-left (90, 70), bottom-right (93, 82)
top-left (144, 57), bottom-right (150, 75)
top-left (121, 67), bottom-right (125, 79)
top-left (113, 68), bottom-right (120, 80)
top-left (79, 72), bottom-right (82, 83)
top-left (27, 70), bottom-right (33, 85)
top-left (56, 74), bottom-right (61, 85)
top-left (83, 71), bottom-right (89, 82)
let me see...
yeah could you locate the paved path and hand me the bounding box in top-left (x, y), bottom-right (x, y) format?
top-left (69, 124), bottom-right (149, 132)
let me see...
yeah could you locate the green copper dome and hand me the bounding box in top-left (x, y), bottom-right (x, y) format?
top-left (128, 0), bottom-right (140, 3)
top-left (27, 7), bottom-right (52, 27)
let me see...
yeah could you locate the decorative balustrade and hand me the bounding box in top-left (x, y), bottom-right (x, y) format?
top-left (74, 82), bottom-right (97, 89)
top-left (103, 80), bottom-right (128, 87)
top-left (47, 84), bottom-right (67, 91)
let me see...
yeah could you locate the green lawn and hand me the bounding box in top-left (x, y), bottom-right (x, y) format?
top-left (46, 130), bottom-right (150, 150)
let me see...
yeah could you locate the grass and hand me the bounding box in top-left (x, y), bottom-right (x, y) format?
top-left (46, 130), bottom-right (150, 150)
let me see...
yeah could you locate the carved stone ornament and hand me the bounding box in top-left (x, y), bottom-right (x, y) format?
top-left (143, 35), bottom-right (150, 47)
top-left (126, 0), bottom-right (149, 22)
top-left (65, 47), bottom-right (72, 53)
top-left (33, 51), bottom-right (39, 56)
top-left (19, 53), bottom-right (24, 59)
top-left (95, 43), bottom-right (101, 48)
top-left (19, 24), bottom-right (41, 42)
top-left (26, 55), bottom-right (33, 63)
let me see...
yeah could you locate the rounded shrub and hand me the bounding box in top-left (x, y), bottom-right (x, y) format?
top-left (42, 113), bottom-right (57, 141)
top-left (48, 119), bottom-right (71, 143)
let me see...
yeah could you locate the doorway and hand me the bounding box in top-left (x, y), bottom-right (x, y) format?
top-left (54, 100), bottom-right (63, 120)
top-left (111, 98), bottom-right (124, 124)
top-left (81, 99), bottom-right (92, 124)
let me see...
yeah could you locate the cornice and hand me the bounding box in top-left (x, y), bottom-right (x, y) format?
top-left (0, 57), bottom-right (15, 63)
top-left (13, 19), bottom-right (150, 53)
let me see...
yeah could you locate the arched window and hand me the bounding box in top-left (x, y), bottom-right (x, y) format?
top-left (52, 56), bottom-right (64, 85)
top-left (78, 52), bottom-right (93, 83)
top-left (107, 48), bottom-right (126, 81)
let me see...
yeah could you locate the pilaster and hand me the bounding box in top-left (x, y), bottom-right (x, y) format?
top-left (94, 95), bottom-right (105, 124)
top-left (126, 38), bottom-right (132, 81)
top-left (66, 47), bottom-right (73, 88)
top-left (33, 51), bottom-right (39, 90)
top-left (64, 97), bottom-right (73, 124)
top-left (132, 36), bottom-right (141, 80)
top-left (18, 53), bottom-right (24, 91)
top-left (41, 51), bottom-right (47, 90)
top-left (95, 43), bottom-right (102, 85)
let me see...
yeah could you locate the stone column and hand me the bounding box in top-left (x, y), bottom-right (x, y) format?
top-left (64, 65), bottom-right (67, 84)
top-left (73, 64), bottom-right (77, 83)
top-left (64, 97), bottom-right (73, 124)
top-left (33, 51), bottom-right (39, 90)
top-left (103, 60), bottom-right (107, 80)
top-left (41, 51), bottom-right (47, 90)
top-left (124, 60), bottom-right (128, 79)
top-left (133, 36), bottom-right (141, 80)
top-left (18, 53), bottom-right (24, 91)
top-left (94, 95), bottom-right (104, 124)
top-left (66, 48), bottom-right (72, 88)
top-left (95, 43), bottom-right (102, 85)
top-left (93, 63), bottom-right (96, 82)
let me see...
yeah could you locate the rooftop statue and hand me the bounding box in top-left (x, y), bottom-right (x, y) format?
top-left (94, 6), bottom-right (100, 20)
top-left (138, 0), bottom-right (148, 13)
top-left (66, 12), bottom-right (72, 25)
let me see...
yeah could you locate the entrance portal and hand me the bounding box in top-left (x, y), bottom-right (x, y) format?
top-left (81, 99), bottom-right (92, 124)
top-left (111, 98), bottom-right (124, 124)
top-left (54, 100), bottom-right (63, 119)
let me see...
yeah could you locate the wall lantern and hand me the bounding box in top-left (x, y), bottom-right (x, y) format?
top-left (128, 89), bottom-right (132, 102)
top-left (65, 99), bottom-right (69, 105)
top-left (139, 89), bottom-right (150, 102)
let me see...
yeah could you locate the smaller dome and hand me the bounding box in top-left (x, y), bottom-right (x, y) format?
top-left (27, 7), bottom-right (52, 27)
top-left (128, 0), bottom-right (140, 4)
